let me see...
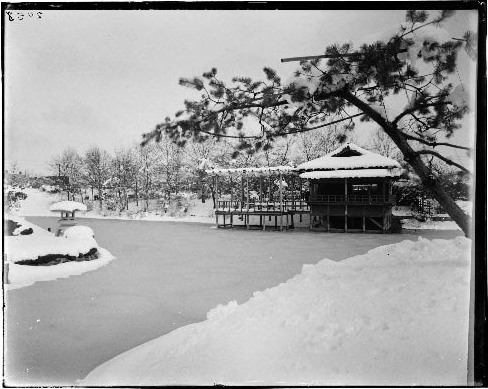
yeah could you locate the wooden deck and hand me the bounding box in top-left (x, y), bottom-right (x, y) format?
top-left (215, 200), bottom-right (310, 231)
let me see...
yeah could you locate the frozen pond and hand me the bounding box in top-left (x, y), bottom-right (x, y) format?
top-left (5, 217), bottom-right (462, 386)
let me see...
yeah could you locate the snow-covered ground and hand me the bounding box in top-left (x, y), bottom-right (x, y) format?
top-left (401, 218), bottom-right (463, 230)
top-left (12, 188), bottom-right (215, 224)
top-left (4, 215), bottom-right (115, 290)
top-left (81, 236), bottom-right (471, 386)
top-left (5, 248), bottom-right (114, 291)
top-left (11, 188), bottom-right (472, 230)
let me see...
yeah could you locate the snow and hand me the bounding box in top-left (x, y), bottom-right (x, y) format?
top-left (5, 248), bottom-right (115, 291)
top-left (4, 215), bottom-right (115, 290)
top-left (300, 168), bottom-right (402, 179)
top-left (81, 236), bottom-right (471, 386)
top-left (49, 201), bottom-right (88, 213)
top-left (13, 188), bottom-right (216, 225)
top-left (64, 226), bottom-right (95, 239)
top-left (401, 219), bottom-right (462, 231)
top-left (5, 230), bottom-right (98, 264)
top-left (297, 143), bottom-right (401, 171)
top-left (207, 166), bottom-right (297, 176)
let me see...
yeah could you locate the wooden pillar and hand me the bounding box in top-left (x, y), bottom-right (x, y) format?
top-left (246, 174), bottom-right (250, 229)
top-left (382, 206), bottom-right (385, 233)
top-left (259, 175), bottom-right (263, 210)
top-left (230, 176), bottom-right (234, 212)
top-left (299, 177), bottom-right (303, 222)
top-left (246, 174), bottom-right (250, 212)
top-left (362, 205), bottom-right (366, 232)
top-left (327, 203), bottom-right (330, 232)
top-left (240, 176), bottom-right (244, 212)
top-left (291, 175), bottom-right (295, 211)
top-left (279, 172), bottom-right (283, 231)
top-left (268, 175), bottom-right (272, 221)
top-left (215, 175), bottom-right (219, 227)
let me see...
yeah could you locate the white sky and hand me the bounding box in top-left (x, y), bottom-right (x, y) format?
top-left (3, 8), bottom-right (478, 175)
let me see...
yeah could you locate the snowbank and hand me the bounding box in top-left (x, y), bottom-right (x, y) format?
top-left (5, 248), bottom-right (115, 290)
top-left (82, 237), bottom-right (471, 386)
top-left (5, 218), bottom-right (98, 264)
top-left (401, 218), bottom-right (462, 231)
top-left (4, 215), bottom-right (115, 290)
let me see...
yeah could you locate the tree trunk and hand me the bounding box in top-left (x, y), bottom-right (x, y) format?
top-left (98, 186), bottom-right (103, 210)
top-left (342, 90), bottom-right (471, 236)
top-left (201, 172), bottom-right (206, 203)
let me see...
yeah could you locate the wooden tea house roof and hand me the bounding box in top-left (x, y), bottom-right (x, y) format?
top-left (297, 143), bottom-right (403, 179)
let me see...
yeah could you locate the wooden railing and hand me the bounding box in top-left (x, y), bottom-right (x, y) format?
top-left (309, 194), bottom-right (396, 205)
top-left (217, 199), bottom-right (310, 212)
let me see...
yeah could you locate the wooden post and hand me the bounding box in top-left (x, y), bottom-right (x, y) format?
top-left (279, 172), bottom-right (283, 231)
top-left (240, 176), bottom-right (244, 212)
top-left (299, 177), bottom-right (303, 222)
top-left (246, 174), bottom-right (250, 229)
top-left (230, 176), bottom-right (234, 212)
top-left (268, 176), bottom-right (272, 221)
top-left (259, 175), bottom-right (263, 211)
top-left (327, 203), bottom-right (330, 232)
top-left (382, 206), bottom-right (385, 233)
top-left (214, 175), bottom-right (219, 227)
top-left (362, 206), bottom-right (366, 232)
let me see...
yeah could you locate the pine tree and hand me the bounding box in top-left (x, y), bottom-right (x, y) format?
top-left (143, 10), bottom-right (477, 236)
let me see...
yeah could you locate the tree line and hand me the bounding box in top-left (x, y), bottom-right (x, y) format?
top-left (48, 125), bottom-right (355, 211)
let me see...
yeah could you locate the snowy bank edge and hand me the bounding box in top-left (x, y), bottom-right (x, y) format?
top-left (81, 236), bottom-right (471, 386)
top-left (5, 247), bottom-right (115, 290)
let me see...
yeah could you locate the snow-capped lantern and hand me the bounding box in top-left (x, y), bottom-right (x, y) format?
top-left (50, 201), bottom-right (88, 237)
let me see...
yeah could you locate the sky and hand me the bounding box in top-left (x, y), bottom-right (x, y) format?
top-left (3, 7), bottom-right (478, 175)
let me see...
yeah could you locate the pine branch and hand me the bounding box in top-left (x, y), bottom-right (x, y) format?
top-left (285, 113), bottom-right (363, 134)
top-left (392, 102), bottom-right (451, 125)
top-left (416, 150), bottom-right (471, 173)
top-left (399, 131), bottom-right (471, 150)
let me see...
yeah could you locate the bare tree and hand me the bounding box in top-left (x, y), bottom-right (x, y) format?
top-left (51, 148), bottom-right (84, 201)
top-left (84, 146), bottom-right (111, 210)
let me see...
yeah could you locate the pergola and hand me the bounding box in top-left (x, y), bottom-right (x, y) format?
top-left (206, 166), bottom-right (309, 231)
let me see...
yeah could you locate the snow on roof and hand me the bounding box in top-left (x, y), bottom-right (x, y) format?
top-left (300, 168), bottom-right (403, 180)
top-left (297, 143), bottom-right (401, 172)
top-left (50, 201), bottom-right (88, 213)
top-left (206, 166), bottom-right (297, 176)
